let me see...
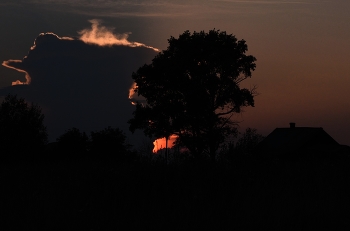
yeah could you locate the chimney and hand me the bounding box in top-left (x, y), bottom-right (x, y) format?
top-left (289, 122), bottom-right (296, 128)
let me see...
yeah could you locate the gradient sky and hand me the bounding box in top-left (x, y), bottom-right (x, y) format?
top-left (1, 0), bottom-right (349, 146)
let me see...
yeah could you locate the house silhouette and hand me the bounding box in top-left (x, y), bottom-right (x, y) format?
top-left (255, 123), bottom-right (349, 159)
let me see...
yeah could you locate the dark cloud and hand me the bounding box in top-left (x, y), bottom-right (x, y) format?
top-left (1, 32), bottom-right (158, 146)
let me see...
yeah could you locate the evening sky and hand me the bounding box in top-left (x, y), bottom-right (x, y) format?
top-left (1, 0), bottom-right (349, 145)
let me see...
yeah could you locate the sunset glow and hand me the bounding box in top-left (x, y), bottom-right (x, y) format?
top-left (1, 60), bottom-right (31, 85)
top-left (153, 135), bottom-right (178, 153)
top-left (31, 32), bottom-right (73, 50)
top-left (79, 19), bottom-right (159, 51)
top-left (128, 82), bottom-right (137, 105)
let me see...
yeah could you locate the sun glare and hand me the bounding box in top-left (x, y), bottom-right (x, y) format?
top-left (128, 82), bottom-right (137, 105)
top-left (153, 135), bottom-right (178, 153)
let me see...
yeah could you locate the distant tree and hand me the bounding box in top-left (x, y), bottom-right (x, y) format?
top-left (90, 126), bottom-right (132, 161)
top-left (0, 94), bottom-right (47, 160)
top-left (234, 128), bottom-right (265, 154)
top-left (129, 29), bottom-right (257, 162)
top-left (56, 127), bottom-right (89, 158)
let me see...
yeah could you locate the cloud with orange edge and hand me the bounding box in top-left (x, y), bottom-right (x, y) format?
top-left (78, 19), bottom-right (159, 51)
top-left (0, 20), bottom-right (158, 145)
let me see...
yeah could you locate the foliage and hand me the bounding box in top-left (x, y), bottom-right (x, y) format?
top-left (234, 127), bottom-right (265, 154)
top-left (56, 127), bottom-right (89, 157)
top-left (55, 126), bottom-right (132, 162)
top-left (0, 94), bottom-right (47, 159)
top-left (90, 126), bottom-right (131, 157)
top-left (129, 29), bottom-right (257, 161)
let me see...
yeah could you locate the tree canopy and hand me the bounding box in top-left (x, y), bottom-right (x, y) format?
top-left (129, 29), bottom-right (257, 161)
top-left (56, 127), bottom-right (89, 158)
top-left (90, 126), bottom-right (131, 158)
top-left (0, 94), bottom-right (47, 160)
top-left (55, 126), bottom-right (132, 162)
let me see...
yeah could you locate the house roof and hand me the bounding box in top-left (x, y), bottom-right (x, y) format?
top-left (255, 124), bottom-right (339, 152)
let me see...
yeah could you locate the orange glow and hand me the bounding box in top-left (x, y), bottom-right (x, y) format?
top-left (78, 19), bottom-right (159, 51)
top-left (2, 60), bottom-right (31, 85)
top-left (153, 135), bottom-right (178, 153)
top-left (31, 32), bottom-right (73, 50)
top-left (128, 82), bottom-right (148, 105)
top-left (128, 82), bottom-right (137, 105)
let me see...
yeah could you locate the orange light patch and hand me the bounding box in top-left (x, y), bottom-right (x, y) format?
top-left (153, 135), bottom-right (178, 153)
top-left (128, 82), bottom-right (137, 105)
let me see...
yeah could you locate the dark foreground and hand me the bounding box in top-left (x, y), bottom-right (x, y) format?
top-left (1, 152), bottom-right (350, 230)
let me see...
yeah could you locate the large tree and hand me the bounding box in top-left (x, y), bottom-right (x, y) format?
top-left (129, 29), bottom-right (256, 161)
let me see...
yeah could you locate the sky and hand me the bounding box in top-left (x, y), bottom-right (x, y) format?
top-left (1, 0), bottom-right (350, 147)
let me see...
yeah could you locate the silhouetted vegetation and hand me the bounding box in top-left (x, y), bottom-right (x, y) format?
top-left (129, 29), bottom-right (257, 162)
top-left (89, 126), bottom-right (131, 160)
top-left (56, 127), bottom-right (89, 159)
top-left (234, 127), bottom-right (265, 154)
top-left (53, 126), bottom-right (134, 163)
top-left (0, 94), bottom-right (47, 161)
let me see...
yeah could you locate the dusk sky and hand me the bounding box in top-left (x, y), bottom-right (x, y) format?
top-left (1, 0), bottom-right (349, 146)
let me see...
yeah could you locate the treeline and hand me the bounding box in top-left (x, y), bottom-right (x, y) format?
top-left (2, 95), bottom-right (350, 230)
top-left (47, 126), bottom-right (134, 162)
top-left (0, 94), bottom-right (264, 165)
top-left (0, 95), bottom-right (132, 163)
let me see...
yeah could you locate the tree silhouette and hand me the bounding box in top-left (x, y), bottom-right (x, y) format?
top-left (129, 30), bottom-right (257, 161)
top-left (54, 126), bottom-right (132, 162)
top-left (0, 94), bottom-right (47, 160)
top-left (90, 126), bottom-right (131, 161)
top-left (56, 127), bottom-right (89, 158)
top-left (234, 127), bottom-right (265, 154)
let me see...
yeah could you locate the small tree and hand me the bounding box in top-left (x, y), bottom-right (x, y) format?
top-left (235, 128), bottom-right (265, 154)
top-left (129, 29), bottom-right (256, 162)
top-left (90, 126), bottom-right (131, 161)
top-left (0, 94), bottom-right (47, 160)
top-left (56, 127), bottom-right (89, 158)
